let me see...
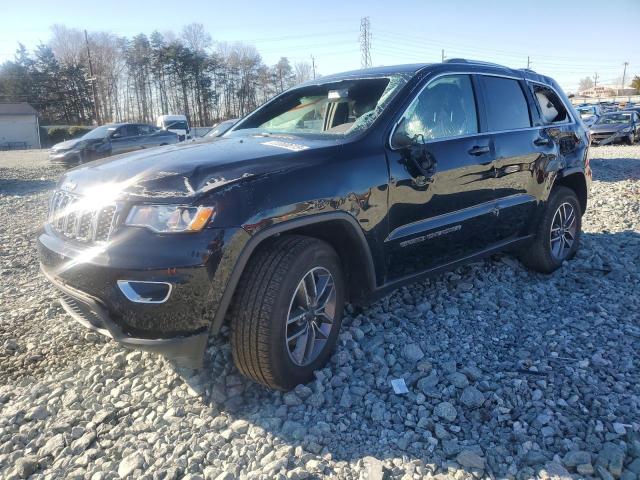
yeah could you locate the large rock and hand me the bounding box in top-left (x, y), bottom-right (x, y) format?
top-left (460, 386), bottom-right (484, 408)
top-left (118, 453), bottom-right (144, 478)
top-left (456, 449), bottom-right (485, 469)
top-left (14, 456), bottom-right (38, 478)
top-left (402, 343), bottom-right (425, 362)
top-left (434, 402), bottom-right (457, 422)
top-left (597, 443), bottom-right (626, 478)
top-left (563, 450), bottom-right (591, 468)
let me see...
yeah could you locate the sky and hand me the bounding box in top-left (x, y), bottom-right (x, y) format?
top-left (1, 0), bottom-right (639, 93)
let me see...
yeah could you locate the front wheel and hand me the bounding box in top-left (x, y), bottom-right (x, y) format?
top-left (229, 235), bottom-right (345, 390)
top-left (626, 133), bottom-right (635, 145)
top-left (519, 186), bottom-right (582, 273)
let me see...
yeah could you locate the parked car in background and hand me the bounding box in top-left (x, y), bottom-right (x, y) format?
top-left (39, 60), bottom-right (590, 390)
top-left (157, 114), bottom-right (190, 141)
top-left (49, 123), bottom-right (179, 166)
top-left (204, 118), bottom-right (239, 138)
top-left (589, 111), bottom-right (640, 145)
top-left (576, 105), bottom-right (601, 127)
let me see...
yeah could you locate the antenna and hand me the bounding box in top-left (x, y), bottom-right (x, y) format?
top-left (360, 17), bottom-right (372, 69)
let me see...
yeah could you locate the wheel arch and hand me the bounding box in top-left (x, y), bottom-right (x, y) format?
top-left (209, 212), bottom-right (377, 334)
top-left (553, 169), bottom-right (588, 214)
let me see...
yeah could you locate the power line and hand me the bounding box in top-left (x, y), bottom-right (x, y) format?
top-left (359, 17), bottom-right (372, 69)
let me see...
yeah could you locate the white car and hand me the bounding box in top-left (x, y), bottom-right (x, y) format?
top-left (156, 115), bottom-right (190, 141)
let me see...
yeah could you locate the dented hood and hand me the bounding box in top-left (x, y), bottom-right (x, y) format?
top-left (59, 134), bottom-right (342, 201)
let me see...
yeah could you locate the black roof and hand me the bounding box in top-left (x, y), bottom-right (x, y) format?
top-left (296, 60), bottom-right (559, 90)
top-left (0, 102), bottom-right (37, 116)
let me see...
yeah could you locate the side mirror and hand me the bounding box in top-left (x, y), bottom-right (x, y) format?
top-left (111, 132), bottom-right (122, 139)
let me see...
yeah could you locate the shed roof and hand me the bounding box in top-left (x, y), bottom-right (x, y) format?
top-left (0, 102), bottom-right (37, 115)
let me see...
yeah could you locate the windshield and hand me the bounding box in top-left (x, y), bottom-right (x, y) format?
top-left (234, 75), bottom-right (408, 137)
top-left (81, 125), bottom-right (115, 140)
top-left (164, 120), bottom-right (188, 130)
top-left (596, 113), bottom-right (632, 125)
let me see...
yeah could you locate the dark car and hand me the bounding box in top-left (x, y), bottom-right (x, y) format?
top-left (589, 111), bottom-right (640, 145)
top-left (38, 59), bottom-right (591, 390)
top-left (49, 123), bottom-right (179, 165)
top-left (205, 119), bottom-right (239, 138)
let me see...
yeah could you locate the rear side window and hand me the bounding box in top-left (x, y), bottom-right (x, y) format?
top-left (481, 76), bottom-right (531, 131)
top-left (529, 83), bottom-right (570, 124)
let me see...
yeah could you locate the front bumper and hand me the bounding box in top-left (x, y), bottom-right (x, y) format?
top-left (41, 266), bottom-right (208, 368)
top-left (589, 130), bottom-right (630, 145)
top-left (49, 150), bottom-right (80, 165)
top-left (38, 223), bottom-right (247, 368)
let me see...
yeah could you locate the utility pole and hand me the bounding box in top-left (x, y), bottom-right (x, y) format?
top-left (526, 56), bottom-right (531, 69)
top-left (441, 49), bottom-right (445, 62)
top-left (310, 55), bottom-right (316, 80)
top-left (84, 29), bottom-right (100, 125)
top-left (593, 72), bottom-right (599, 87)
top-left (359, 17), bottom-right (372, 69)
top-left (621, 61), bottom-right (629, 89)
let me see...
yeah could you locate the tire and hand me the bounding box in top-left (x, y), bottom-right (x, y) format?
top-left (626, 134), bottom-right (635, 145)
top-left (229, 235), bottom-right (345, 390)
top-left (519, 186), bottom-right (582, 274)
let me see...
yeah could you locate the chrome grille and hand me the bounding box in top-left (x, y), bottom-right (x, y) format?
top-left (48, 191), bottom-right (118, 243)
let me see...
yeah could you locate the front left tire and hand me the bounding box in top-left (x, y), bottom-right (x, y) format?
top-left (229, 235), bottom-right (345, 390)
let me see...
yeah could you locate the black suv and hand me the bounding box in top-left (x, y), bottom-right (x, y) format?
top-left (38, 60), bottom-right (591, 390)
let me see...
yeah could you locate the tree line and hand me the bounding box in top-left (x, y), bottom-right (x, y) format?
top-left (0, 23), bottom-right (316, 126)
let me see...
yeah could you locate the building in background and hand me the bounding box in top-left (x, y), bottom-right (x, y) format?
top-left (0, 103), bottom-right (41, 150)
top-left (578, 85), bottom-right (637, 98)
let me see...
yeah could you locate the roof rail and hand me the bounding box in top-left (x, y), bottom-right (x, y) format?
top-left (442, 58), bottom-right (507, 68)
top-left (519, 68), bottom-right (538, 74)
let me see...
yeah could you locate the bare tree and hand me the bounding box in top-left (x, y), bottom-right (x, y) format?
top-left (578, 77), bottom-right (594, 91)
top-left (294, 61), bottom-right (312, 85)
top-left (49, 25), bottom-right (86, 66)
top-left (181, 23), bottom-right (211, 53)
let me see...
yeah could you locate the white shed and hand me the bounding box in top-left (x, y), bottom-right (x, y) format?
top-left (0, 103), bottom-right (41, 149)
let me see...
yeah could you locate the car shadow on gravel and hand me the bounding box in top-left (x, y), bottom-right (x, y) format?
top-left (589, 158), bottom-right (640, 181)
top-left (171, 229), bottom-right (640, 477)
top-left (0, 178), bottom-right (57, 196)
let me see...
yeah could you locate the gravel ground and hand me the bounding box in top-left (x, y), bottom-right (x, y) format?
top-left (0, 146), bottom-right (639, 480)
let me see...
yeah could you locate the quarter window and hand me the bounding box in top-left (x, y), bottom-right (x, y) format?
top-left (529, 83), bottom-right (570, 124)
top-left (481, 76), bottom-right (532, 131)
top-left (392, 74), bottom-right (478, 147)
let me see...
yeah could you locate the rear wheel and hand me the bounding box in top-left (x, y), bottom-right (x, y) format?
top-left (229, 235), bottom-right (345, 390)
top-left (519, 186), bottom-right (582, 273)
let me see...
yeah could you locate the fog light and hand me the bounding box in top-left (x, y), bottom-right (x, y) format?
top-left (117, 280), bottom-right (172, 304)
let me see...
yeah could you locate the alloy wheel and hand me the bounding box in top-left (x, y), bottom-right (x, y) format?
top-left (549, 202), bottom-right (578, 261)
top-left (285, 267), bottom-right (337, 366)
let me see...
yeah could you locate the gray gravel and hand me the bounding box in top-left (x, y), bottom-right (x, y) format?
top-left (0, 146), bottom-right (639, 479)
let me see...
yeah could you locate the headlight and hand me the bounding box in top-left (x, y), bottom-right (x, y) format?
top-left (125, 205), bottom-right (214, 233)
top-left (622, 127), bottom-right (632, 133)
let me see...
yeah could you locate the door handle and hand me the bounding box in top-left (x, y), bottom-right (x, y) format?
top-left (468, 145), bottom-right (490, 156)
top-left (533, 137), bottom-right (552, 147)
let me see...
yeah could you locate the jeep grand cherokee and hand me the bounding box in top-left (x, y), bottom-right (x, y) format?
top-left (38, 59), bottom-right (591, 390)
